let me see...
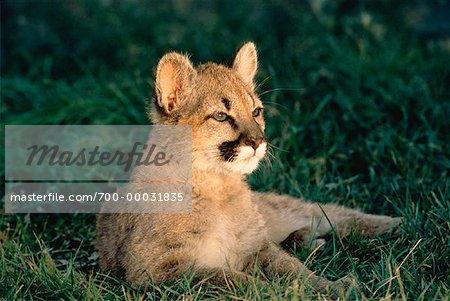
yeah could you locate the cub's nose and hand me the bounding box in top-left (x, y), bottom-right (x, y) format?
top-left (244, 136), bottom-right (265, 150)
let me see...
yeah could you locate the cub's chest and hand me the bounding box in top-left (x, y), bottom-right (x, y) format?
top-left (194, 197), bottom-right (267, 270)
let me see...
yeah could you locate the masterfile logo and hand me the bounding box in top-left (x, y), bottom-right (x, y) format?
top-left (5, 125), bottom-right (192, 213)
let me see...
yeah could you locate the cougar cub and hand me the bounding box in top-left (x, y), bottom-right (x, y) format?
top-left (97, 42), bottom-right (402, 290)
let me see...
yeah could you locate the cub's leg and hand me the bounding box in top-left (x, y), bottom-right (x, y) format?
top-left (118, 213), bottom-right (260, 288)
top-left (97, 213), bottom-right (128, 274)
top-left (125, 255), bottom-right (254, 288)
top-left (254, 242), bottom-right (351, 291)
top-left (193, 267), bottom-right (258, 287)
top-left (253, 192), bottom-right (402, 245)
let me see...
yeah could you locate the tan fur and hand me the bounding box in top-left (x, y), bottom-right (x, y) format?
top-left (97, 42), bottom-right (402, 290)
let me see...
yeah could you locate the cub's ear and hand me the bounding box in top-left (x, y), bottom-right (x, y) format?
top-left (155, 52), bottom-right (196, 114)
top-left (232, 42), bottom-right (258, 89)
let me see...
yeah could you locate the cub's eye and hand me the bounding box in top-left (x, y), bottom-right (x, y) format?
top-left (212, 112), bottom-right (229, 122)
top-left (252, 107), bottom-right (263, 117)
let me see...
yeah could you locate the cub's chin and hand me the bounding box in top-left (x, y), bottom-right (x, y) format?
top-left (224, 143), bottom-right (267, 175)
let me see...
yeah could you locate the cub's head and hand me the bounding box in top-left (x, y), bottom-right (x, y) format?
top-left (151, 42), bottom-right (266, 175)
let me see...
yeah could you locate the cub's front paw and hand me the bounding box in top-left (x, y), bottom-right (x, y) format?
top-left (390, 217), bottom-right (405, 236)
top-left (332, 275), bottom-right (359, 292)
top-left (282, 229), bottom-right (327, 251)
top-left (309, 238), bottom-right (326, 250)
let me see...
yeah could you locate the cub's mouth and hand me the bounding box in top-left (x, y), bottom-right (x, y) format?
top-left (237, 143), bottom-right (267, 161)
top-left (218, 138), bottom-right (267, 175)
top-left (218, 134), bottom-right (266, 162)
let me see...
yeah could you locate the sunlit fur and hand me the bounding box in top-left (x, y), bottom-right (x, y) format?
top-left (97, 42), bottom-right (403, 291)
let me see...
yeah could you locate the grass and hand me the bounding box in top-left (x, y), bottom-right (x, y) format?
top-left (1, 0), bottom-right (449, 300)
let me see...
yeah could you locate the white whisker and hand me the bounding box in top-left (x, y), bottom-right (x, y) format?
top-left (259, 87), bottom-right (305, 97)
